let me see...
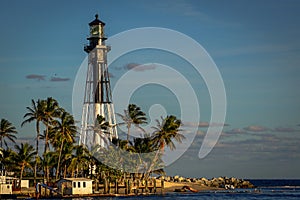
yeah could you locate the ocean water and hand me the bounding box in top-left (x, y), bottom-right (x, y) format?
top-left (40, 179), bottom-right (300, 200)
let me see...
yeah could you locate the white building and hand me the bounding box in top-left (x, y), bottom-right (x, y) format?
top-left (57, 178), bottom-right (93, 195)
top-left (0, 171), bottom-right (13, 194)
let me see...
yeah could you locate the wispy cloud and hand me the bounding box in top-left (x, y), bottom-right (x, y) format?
top-left (124, 63), bottom-right (156, 72)
top-left (50, 76), bottom-right (70, 82)
top-left (183, 121), bottom-right (229, 128)
top-left (273, 127), bottom-right (297, 133)
top-left (26, 74), bottom-right (71, 82)
top-left (225, 128), bottom-right (248, 134)
top-left (243, 125), bottom-right (268, 132)
top-left (26, 74), bottom-right (46, 81)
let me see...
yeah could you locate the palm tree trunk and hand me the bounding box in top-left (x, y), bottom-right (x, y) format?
top-left (127, 125), bottom-right (130, 142)
top-left (63, 164), bottom-right (67, 178)
top-left (19, 164), bottom-right (25, 189)
top-left (145, 142), bottom-right (164, 179)
top-left (71, 168), bottom-right (74, 178)
top-left (47, 164), bottom-right (50, 185)
top-left (34, 122), bottom-right (39, 186)
top-left (56, 140), bottom-right (64, 180)
top-left (44, 120), bottom-right (50, 183)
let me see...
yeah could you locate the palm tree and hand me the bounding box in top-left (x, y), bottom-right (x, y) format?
top-left (52, 111), bottom-right (76, 180)
top-left (96, 115), bottom-right (109, 131)
top-left (0, 148), bottom-right (17, 171)
top-left (117, 104), bottom-right (147, 142)
top-left (41, 152), bottom-right (57, 180)
top-left (68, 145), bottom-right (90, 178)
top-left (151, 115), bottom-right (184, 151)
top-left (146, 115), bottom-right (185, 178)
top-left (13, 143), bottom-right (36, 188)
top-left (60, 143), bottom-right (74, 178)
top-left (22, 99), bottom-right (44, 185)
top-left (40, 97), bottom-right (61, 154)
top-left (95, 115), bottom-right (111, 146)
top-left (0, 119), bottom-right (17, 148)
top-left (40, 97), bottom-right (61, 183)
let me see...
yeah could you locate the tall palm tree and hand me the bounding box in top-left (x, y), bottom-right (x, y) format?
top-left (40, 97), bottom-right (61, 183)
top-left (22, 99), bottom-right (44, 185)
top-left (52, 111), bottom-right (76, 180)
top-left (40, 97), bottom-right (61, 154)
top-left (146, 115), bottom-right (184, 178)
top-left (13, 143), bottom-right (36, 188)
top-left (117, 104), bottom-right (147, 142)
top-left (0, 119), bottom-right (17, 148)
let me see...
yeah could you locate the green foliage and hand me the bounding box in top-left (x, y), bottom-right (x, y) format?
top-left (0, 118), bottom-right (17, 148)
top-left (117, 104), bottom-right (148, 141)
top-left (3, 100), bottom-right (185, 185)
top-left (13, 143), bottom-right (36, 187)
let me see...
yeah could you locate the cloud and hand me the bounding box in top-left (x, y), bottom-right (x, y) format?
top-left (26, 74), bottom-right (46, 81)
top-left (273, 127), bottom-right (297, 133)
top-left (225, 128), bottom-right (248, 134)
top-left (124, 63), bottom-right (156, 72)
top-left (199, 121), bottom-right (229, 128)
top-left (183, 121), bottom-right (229, 128)
top-left (243, 125), bottom-right (268, 132)
top-left (50, 76), bottom-right (70, 82)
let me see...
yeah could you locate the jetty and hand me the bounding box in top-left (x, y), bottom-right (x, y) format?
top-left (34, 177), bottom-right (164, 199)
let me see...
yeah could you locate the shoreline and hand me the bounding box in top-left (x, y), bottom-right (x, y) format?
top-left (163, 181), bottom-right (223, 193)
top-left (9, 177), bottom-right (255, 198)
top-left (10, 182), bottom-right (224, 199)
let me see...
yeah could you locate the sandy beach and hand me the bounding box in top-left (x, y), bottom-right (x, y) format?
top-left (162, 181), bottom-right (222, 193)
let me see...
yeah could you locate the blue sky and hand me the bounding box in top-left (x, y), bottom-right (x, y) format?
top-left (1, 0), bottom-right (300, 178)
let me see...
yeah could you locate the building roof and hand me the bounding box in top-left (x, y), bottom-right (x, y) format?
top-left (89, 14), bottom-right (105, 26)
top-left (59, 178), bottom-right (93, 182)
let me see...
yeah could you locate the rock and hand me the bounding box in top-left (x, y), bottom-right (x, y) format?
top-left (230, 177), bottom-right (237, 184)
top-left (163, 176), bottom-right (171, 182)
top-left (178, 177), bottom-right (185, 182)
top-left (200, 177), bottom-right (208, 182)
top-left (241, 180), bottom-right (255, 188)
top-left (211, 181), bottom-right (220, 187)
top-left (206, 180), bottom-right (212, 186)
top-left (218, 177), bottom-right (224, 182)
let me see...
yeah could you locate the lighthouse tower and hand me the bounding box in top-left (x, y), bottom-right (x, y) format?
top-left (80, 14), bottom-right (118, 148)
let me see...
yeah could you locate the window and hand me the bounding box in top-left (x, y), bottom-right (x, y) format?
top-left (83, 182), bottom-right (86, 188)
top-left (73, 182), bottom-right (76, 188)
top-left (7, 185), bottom-right (10, 189)
top-left (78, 182), bottom-right (81, 188)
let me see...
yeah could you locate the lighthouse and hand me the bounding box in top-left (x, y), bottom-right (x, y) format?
top-left (79, 14), bottom-right (118, 148)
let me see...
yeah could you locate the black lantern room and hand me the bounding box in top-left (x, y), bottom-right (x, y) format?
top-left (84, 14), bottom-right (107, 53)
